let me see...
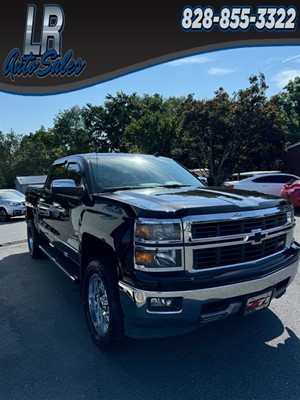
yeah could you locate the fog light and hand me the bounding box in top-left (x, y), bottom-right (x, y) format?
top-left (148, 297), bottom-right (183, 312)
top-left (150, 297), bottom-right (173, 307)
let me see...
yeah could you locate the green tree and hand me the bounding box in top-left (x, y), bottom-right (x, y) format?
top-left (15, 127), bottom-right (63, 176)
top-left (52, 105), bottom-right (94, 154)
top-left (233, 73), bottom-right (288, 173)
top-left (270, 76), bottom-right (300, 144)
top-left (179, 89), bottom-right (235, 185)
top-left (82, 104), bottom-right (111, 152)
top-left (173, 95), bottom-right (209, 171)
top-left (179, 74), bottom-right (288, 185)
top-left (0, 130), bottom-right (21, 188)
top-left (85, 92), bottom-right (143, 152)
top-left (125, 94), bottom-right (182, 156)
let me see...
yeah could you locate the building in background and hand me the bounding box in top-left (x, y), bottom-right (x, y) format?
top-left (15, 175), bottom-right (47, 194)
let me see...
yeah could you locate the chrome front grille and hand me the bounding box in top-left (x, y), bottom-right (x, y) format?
top-left (193, 234), bottom-right (286, 269)
top-left (191, 213), bottom-right (287, 239)
top-left (183, 207), bottom-right (294, 273)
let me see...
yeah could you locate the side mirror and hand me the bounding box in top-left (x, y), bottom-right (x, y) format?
top-left (198, 177), bottom-right (208, 186)
top-left (51, 179), bottom-right (84, 197)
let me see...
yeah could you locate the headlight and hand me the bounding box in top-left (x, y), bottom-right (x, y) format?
top-left (135, 248), bottom-right (183, 271)
top-left (287, 208), bottom-right (294, 224)
top-left (9, 202), bottom-right (21, 206)
top-left (134, 219), bottom-right (184, 271)
top-left (135, 219), bottom-right (182, 243)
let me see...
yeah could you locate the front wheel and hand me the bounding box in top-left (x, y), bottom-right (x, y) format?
top-left (0, 208), bottom-right (9, 222)
top-left (83, 258), bottom-right (124, 350)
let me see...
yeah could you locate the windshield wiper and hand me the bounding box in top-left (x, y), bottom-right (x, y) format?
top-left (99, 184), bottom-right (194, 193)
top-left (155, 184), bottom-right (192, 188)
top-left (100, 186), bottom-right (143, 193)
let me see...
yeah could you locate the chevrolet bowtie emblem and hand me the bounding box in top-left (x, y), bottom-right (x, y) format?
top-left (247, 229), bottom-right (267, 245)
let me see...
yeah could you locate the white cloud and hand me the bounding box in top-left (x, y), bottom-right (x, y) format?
top-left (265, 57), bottom-right (283, 69)
top-left (272, 69), bottom-right (300, 88)
top-left (168, 55), bottom-right (211, 66)
top-left (266, 54), bottom-right (300, 69)
top-left (282, 54), bottom-right (300, 63)
top-left (208, 67), bottom-right (237, 76)
top-left (265, 56), bottom-right (282, 64)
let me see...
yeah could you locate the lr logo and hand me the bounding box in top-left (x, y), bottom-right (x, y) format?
top-left (3, 4), bottom-right (86, 81)
top-left (24, 5), bottom-right (65, 56)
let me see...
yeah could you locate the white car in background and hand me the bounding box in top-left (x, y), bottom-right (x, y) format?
top-left (232, 173), bottom-right (300, 196)
top-left (0, 189), bottom-right (26, 222)
top-left (223, 170), bottom-right (281, 189)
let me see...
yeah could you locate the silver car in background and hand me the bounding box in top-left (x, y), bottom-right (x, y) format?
top-left (0, 189), bottom-right (26, 222)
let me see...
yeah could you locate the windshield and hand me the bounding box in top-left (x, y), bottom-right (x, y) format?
top-left (88, 155), bottom-right (203, 192)
top-left (0, 190), bottom-right (25, 200)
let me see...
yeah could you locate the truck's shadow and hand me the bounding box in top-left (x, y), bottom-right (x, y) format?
top-left (118, 313), bottom-right (300, 400)
top-left (0, 250), bottom-right (299, 400)
top-left (0, 217), bottom-right (26, 225)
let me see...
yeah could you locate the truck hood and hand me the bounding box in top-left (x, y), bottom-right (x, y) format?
top-left (95, 186), bottom-right (287, 215)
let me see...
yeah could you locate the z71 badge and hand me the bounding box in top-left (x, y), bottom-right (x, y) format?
top-left (245, 291), bottom-right (273, 314)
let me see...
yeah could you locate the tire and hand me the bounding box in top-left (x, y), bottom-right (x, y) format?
top-left (27, 219), bottom-right (44, 259)
top-left (0, 208), bottom-right (9, 222)
top-left (83, 258), bottom-right (124, 350)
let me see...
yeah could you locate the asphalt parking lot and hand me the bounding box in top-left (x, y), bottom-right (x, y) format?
top-left (0, 214), bottom-right (300, 400)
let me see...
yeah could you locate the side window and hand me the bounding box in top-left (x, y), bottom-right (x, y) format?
top-left (252, 176), bottom-right (272, 183)
top-left (279, 175), bottom-right (297, 183)
top-left (253, 175), bottom-right (296, 184)
top-left (45, 163), bottom-right (67, 190)
top-left (66, 163), bottom-right (82, 186)
top-left (44, 162), bottom-right (82, 190)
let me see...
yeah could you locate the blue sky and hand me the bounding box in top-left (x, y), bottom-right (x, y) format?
top-left (0, 45), bottom-right (299, 136)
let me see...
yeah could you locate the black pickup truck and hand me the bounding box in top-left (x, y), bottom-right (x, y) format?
top-left (25, 153), bottom-right (300, 350)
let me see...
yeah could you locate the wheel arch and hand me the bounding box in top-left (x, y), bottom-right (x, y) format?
top-left (80, 233), bottom-right (120, 286)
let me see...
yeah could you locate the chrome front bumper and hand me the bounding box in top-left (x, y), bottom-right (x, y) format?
top-left (119, 250), bottom-right (299, 339)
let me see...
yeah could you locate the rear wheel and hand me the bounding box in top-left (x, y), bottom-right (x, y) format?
top-left (27, 219), bottom-right (44, 259)
top-left (83, 258), bottom-right (124, 350)
top-left (0, 208), bottom-right (9, 222)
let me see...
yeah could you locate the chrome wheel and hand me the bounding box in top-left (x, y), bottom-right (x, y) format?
top-left (84, 259), bottom-right (124, 350)
top-left (88, 273), bottom-right (110, 336)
